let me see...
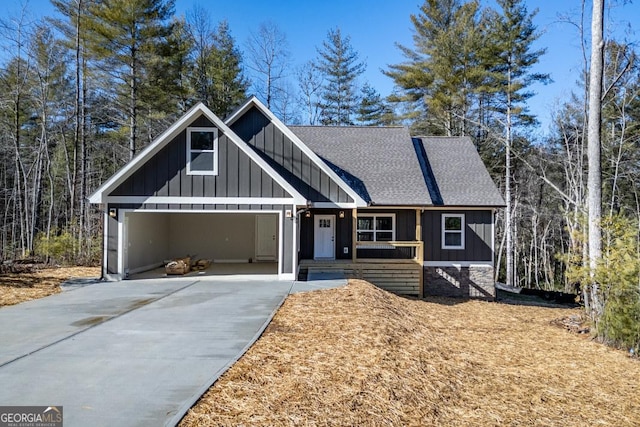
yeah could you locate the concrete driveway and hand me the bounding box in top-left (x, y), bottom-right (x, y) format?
top-left (0, 277), bottom-right (294, 426)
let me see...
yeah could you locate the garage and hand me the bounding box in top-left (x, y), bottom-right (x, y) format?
top-left (121, 211), bottom-right (280, 278)
top-left (91, 102), bottom-right (305, 281)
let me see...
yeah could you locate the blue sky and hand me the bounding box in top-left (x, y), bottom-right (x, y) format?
top-left (2, 0), bottom-right (639, 137)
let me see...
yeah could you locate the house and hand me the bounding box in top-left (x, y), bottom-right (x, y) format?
top-left (89, 96), bottom-right (505, 299)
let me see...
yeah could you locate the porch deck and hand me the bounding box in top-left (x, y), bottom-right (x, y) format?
top-left (298, 259), bottom-right (422, 297)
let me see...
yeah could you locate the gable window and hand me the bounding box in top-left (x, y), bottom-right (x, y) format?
top-left (442, 213), bottom-right (465, 249)
top-left (357, 214), bottom-right (395, 242)
top-left (187, 127), bottom-right (218, 175)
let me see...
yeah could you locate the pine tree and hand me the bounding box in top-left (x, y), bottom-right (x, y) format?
top-left (314, 28), bottom-right (366, 126)
top-left (142, 16), bottom-right (194, 126)
top-left (85, 0), bottom-right (175, 159)
top-left (385, 0), bottom-right (484, 135)
top-left (205, 20), bottom-right (249, 117)
top-left (357, 83), bottom-right (395, 126)
top-left (483, 0), bottom-right (550, 287)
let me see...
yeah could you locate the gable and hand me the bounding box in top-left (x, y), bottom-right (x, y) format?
top-left (229, 106), bottom-right (355, 204)
top-left (89, 103), bottom-right (306, 205)
top-left (110, 114), bottom-right (290, 199)
top-left (417, 137), bottom-right (505, 207)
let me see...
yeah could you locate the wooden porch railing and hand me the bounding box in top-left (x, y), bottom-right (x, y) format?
top-left (355, 240), bottom-right (424, 262)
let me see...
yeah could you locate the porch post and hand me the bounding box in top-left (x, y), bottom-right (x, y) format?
top-left (352, 208), bottom-right (357, 262)
top-left (416, 208), bottom-right (424, 297)
top-left (415, 209), bottom-right (423, 259)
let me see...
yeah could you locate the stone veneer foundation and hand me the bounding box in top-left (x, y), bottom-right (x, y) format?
top-left (424, 265), bottom-right (495, 300)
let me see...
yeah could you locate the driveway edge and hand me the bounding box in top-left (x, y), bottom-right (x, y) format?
top-left (165, 281), bottom-right (294, 427)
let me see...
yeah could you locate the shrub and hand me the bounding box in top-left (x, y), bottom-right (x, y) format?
top-left (34, 231), bottom-right (77, 265)
top-left (595, 216), bottom-right (640, 353)
top-left (565, 214), bottom-right (640, 354)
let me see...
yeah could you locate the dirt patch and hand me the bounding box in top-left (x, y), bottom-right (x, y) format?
top-left (180, 279), bottom-right (639, 427)
top-left (0, 266), bottom-right (100, 307)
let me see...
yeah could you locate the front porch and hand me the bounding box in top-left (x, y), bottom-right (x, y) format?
top-left (298, 208), bottom-right (425, 297)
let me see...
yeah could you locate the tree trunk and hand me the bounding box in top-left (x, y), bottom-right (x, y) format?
top-left (587, 0), bottom-right (605, 321)
top-left (505, 68), bottom-right (514, 287)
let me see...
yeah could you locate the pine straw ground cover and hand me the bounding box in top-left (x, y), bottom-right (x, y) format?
top-left (181, 280), bottom-right (640, 427)
top-left (0, 266), bottom-right (100, 307)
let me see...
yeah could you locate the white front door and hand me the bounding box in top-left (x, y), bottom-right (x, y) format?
top-left (255, 215), bottom-right (277, 261)
top-left (314, 215), bottom-right (335, 260)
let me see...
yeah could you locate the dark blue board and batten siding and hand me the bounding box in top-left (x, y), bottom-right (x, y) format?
top-left (299, 209), bottom-right (353, 260)
top-left (104, 113), bottom-right (296, 276)
top-left (230, 106), bottom-right (353, 204)
top-left (110, 115), bottom-right (292, 206)
top-left (422, 210), bottom-right (493, 261)
top-left (298, 209), bottom-right (416, 260)
top-left (107, 214), bottom-right (118, 275)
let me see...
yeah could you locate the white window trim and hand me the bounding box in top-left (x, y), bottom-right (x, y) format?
top-left (186, 127), bottom-right (218, 175)
top-left (442, 213), bottom-right (465, 250)
top-left (356, 213), bottom-right (396, 242)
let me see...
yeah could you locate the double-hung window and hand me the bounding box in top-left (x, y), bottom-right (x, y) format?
top-left (442, 213), bottom-right (465, 249)
top-left (357, 214), bottom-right (395, 242)
top-left (187, 127), bottom-right (218, 175)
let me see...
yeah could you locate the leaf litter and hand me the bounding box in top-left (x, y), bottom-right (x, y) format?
top-left (181, 279), bottom-right (640, 426)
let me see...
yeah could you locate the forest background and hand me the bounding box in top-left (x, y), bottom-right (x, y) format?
top-left (0, 0), bottom-right (638, 350)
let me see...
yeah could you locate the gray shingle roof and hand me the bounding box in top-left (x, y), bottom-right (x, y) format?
top-left (289, 127), bottom-right (504, 208)
top-left (290, 126), bottom-right (432, 206)
top-left (417, 136), bottom-right (505, 207)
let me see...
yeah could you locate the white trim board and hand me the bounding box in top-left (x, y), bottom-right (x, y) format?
top-left (113, 209), bottom-right (293, 280)
top-left (89, 102), bottom-right (306, 205)
top-left (226, 96), bottom-right (367, 208)
top-left (423, 261), bottom-right (494, 268)
top-left (311, 202), bottom-right (359, 209)
top-left (104, 196), bottom-right (297, 205)
top-left (421, 206), bottom-right (504, 211)
top-left (116, 208), bottom-right (283, 215)
top-left (102, 211), bottom-right (108, 280)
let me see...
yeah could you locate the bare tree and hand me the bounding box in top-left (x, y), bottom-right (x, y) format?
top-left (245, 21), bottom-right (290, 111)
top-left (296, 60), bottom-right (323, 125)
top-left (0, 4), bottom-right (36, 258)
top-left (187, 4), bottom-right (213, 105)
top-left (50, 0), bottom-right (92, 261)
top-left (586, 0), bottom-right (605, 320)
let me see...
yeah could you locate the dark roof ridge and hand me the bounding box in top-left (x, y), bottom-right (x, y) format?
top-left (413, 135), bottom-right (472, 139)
top-left (289, 124), bottom-right (406, 129)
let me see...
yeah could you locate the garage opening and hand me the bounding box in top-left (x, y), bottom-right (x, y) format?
top-left (123, 211), bottom-right (279, 278)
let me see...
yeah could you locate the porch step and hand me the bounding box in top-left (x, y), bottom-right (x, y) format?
top-left (307, 268), bottom-right (346, 281)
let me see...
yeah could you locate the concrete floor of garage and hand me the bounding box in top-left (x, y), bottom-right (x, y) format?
top-left (131, 261), bottom-right (278, 280)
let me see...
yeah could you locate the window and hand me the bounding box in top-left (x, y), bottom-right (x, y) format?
top-left (187, 127), bottom-right (218, 175)
top-left (442, 213), bottom-right (465, 249)
top-left (357, 214), bottom-right (395, 242)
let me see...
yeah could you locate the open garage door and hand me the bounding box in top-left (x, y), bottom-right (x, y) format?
top-left (122, 211), bottom-right (279, 277)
